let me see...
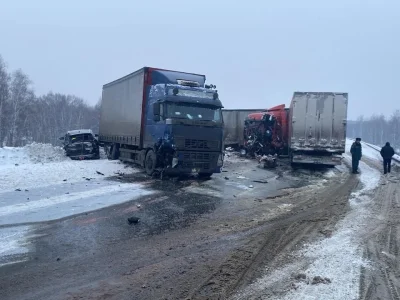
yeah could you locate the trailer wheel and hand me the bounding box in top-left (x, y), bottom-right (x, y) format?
top-left (145, 150), bottom-right (157, 176)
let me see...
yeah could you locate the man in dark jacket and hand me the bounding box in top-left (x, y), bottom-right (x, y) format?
top-left (380, 142), bottom-right (395, 174)
top-left (350, 138), bottom-right (362, 174)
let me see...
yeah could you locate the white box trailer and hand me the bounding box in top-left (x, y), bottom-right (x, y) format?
top-left (289, 92), bottom-right (348, 166)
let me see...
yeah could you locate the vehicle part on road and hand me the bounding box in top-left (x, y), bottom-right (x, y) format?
top-left (127, 216), bottom-right (140, 224)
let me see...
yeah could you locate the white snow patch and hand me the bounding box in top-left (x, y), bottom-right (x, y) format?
top-left (0, 158), bottom-right (138, 192)
top-left (322, 169), bottom-right (337, 179)
top-left (234, 160), bottom-right (381, 300)
top-left (0, 143), bottom-right (66, 166)
top-left (0, 183), bottom-right (150, 218)
top-left (0, 226), bottom-right (33, 267)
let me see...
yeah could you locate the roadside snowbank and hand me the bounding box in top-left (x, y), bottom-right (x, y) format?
top-left (0, 144), bottom-right (139, 192)
top-left (0, 143), bottom-right (66, 166)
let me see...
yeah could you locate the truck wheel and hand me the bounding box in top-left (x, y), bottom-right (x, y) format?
top-left (145, 150), bottom-right (157, 176)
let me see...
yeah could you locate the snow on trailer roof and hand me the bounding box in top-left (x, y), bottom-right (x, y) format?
top-left (67, 129), bottom-right (93, 135)
top-left (103, 67), bottom-right (206, 88)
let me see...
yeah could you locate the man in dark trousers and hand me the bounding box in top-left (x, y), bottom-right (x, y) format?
top-left (380, 142), bottom-right (395, 174)
top-left (350, 138), bottom-right (362, 174)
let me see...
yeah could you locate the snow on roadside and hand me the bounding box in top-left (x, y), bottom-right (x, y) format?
top-left (0, 143), bottom-right (67, 166)
top-left (0, 159), bottom-right (138, 192)
top-left (0, 226), bottom-right (34, 267)
top-left (0, 143), bottom-right (140, 192)
top-left (234, 159), bottom-right (380, 300)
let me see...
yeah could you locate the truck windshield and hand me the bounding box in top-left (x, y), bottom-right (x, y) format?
top-left (165, 103), bottom-right (222, 122)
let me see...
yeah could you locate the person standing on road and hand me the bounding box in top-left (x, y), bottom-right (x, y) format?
top-left (380, 142), bottom-right (395, 174)
top-left (350, 138), bottom-right (362, 174)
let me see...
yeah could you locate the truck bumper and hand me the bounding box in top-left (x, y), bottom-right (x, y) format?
top-left (165, 151), bottom-right (223, 174)
top-left (292, 154), bottom-right (343, 166)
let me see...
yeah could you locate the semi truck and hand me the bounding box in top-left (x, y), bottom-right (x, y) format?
top-left (241, 92), bottom-right (348, 166)
top-left (99, 67), bottom-right (224, 177)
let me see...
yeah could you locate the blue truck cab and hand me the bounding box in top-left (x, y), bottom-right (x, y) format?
top-left (99, 67), bottom-right (224, 177)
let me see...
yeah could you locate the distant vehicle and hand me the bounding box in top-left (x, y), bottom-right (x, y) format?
top-left (99, 67), bottom-right (224, 177)
top-left (59, 129), bottom-right (100, 160)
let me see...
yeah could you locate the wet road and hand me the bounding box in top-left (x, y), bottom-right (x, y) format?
top-left (0, 155), bottom-right (337, 300)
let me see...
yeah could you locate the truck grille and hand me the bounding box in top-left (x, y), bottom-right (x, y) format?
top-left (183, 139), bottom-right (219, 150)
top-left (183, 152), bottom-right (210, 161)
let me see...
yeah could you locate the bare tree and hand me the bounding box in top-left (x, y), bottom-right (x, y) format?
top-left (0, 55), bottom-right (10, 147)
top-left (7, 69), bottom-right (34, 146)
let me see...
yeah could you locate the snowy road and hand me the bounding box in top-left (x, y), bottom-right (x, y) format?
top-left (0, 144), bottom-right (153, 268)
top-left (233, 140), bottom-right (383, 300)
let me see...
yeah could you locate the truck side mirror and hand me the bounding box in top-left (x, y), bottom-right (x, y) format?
top-left (153, 102), bottom-right (160, 122)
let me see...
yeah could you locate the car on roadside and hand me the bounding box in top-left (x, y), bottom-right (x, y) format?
top-left (59, 129), bottom-right (100, 160)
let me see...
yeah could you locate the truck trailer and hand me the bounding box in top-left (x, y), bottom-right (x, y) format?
top-left (99, 67), bottom-right (224, 177)
top-left (289, 92), bottom-right (348, 166)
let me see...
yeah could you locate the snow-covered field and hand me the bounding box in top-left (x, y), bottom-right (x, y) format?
top-left (0, 143), bottom-right (154, 267)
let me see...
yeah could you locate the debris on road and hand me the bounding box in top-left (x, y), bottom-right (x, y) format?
top-left (56, 258), bottom-right (61, 262)
top-left (96, 171), bottom-right (105, 176)
top-left (63, 179), bottom-right (67, 182)
top-left (253, 180), bottom-right (268, 184)
top-left (295, 273), bottom-right (307, 281)
top-left (249, 185), bottom-right (254, 188)
top-left (137, 204), bottom-right (141, 208)
top-left (257, 154), bottom-right (277, 169)
top-left (127, 217), bottom-right (140, 224)
top-left (224, 177), bottom-right (229, 180)
top-left (311, 276), bottom-right (331, 285)
top-left (15, 188), bottom-right (22, 192)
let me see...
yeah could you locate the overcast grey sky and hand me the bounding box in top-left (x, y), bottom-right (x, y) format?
top-left (0, 0), bottom-right (399, 119)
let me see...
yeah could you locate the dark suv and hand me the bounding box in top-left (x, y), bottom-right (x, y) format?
top-left (59, 129), bottom-right (100, 160)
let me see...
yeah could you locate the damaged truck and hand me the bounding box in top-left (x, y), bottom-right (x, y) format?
top-left (99, 67), bottom-right (224, 177)
top-left (240, 92), bottom-right (348, 166)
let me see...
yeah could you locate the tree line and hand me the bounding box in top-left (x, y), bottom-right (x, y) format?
top-left (0, 55), bottom-right (100, 147)
top-left (347, 112), bottom-right (400, 151)
top-left (1, 54), bottom-right (399, 150)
